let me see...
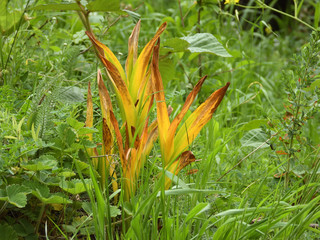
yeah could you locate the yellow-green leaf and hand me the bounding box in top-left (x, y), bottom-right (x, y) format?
top-left (129, 22), bottom-right (167, 103)
top-left (125, 20), bottom-right (140, 84)
top-left (173, 82), bottom-right (230, 159)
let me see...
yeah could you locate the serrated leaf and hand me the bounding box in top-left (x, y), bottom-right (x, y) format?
top-left (78, 127), bottom-right (98, 136)
top-left (6, 185), bottom-right (31, 208)
top-left (109, 205), bottom-right (121, 217)
top-left (24, 181), bottom-right (72, 204)
top-left (181, 33), bottom-right (231, 57)
top-left (41, 193), bottom-right (72, 204)
top-left (60, 179), bottom-right (91, 194)
top-left (0, 224), bottom-right (18, 240)
top-left (67, 117), bottom-right (85, 130)
top-left (57, 171), bottom-right (76, 178)
top-left (81, 139), bottom-right (97, 148)
top-left (21, 155), bottom-right (57, 171)
top-left (82, 201), bottom-right (121, 217)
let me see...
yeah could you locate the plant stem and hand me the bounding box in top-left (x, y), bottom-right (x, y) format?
top-left (217, 133), bottom-right (278, 182)
top-left (285, 54), bottom-right (311, 186)
top-left (178, 0), bottom-right (185, 27)
top-left (197, 0), bottom-right (202, 78)
top-left (2, 0), bottom-right (32, 86)
top-left (236, 1), bottom-right (316, 31)
top-left (253, 0), bottom-right (316, 31)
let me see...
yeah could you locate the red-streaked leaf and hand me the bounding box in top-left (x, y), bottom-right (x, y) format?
top-left (86, 31), bottom-right (126, 81)
top-left (165, 151), bottom-right (196, 189)
top-left (134, 94), bottom-right (154, 172)
top-left (102, 118), bottom-right (113, 155)
top-left (151, 41), bottom-right (170, 156)
top-left (125, 20), bottom-right (141, 84)
top-left (102, 118), bottom-right (118, 195)
top-left (136, 70), bottom-right (153, 124)
top-left (144, 106), bottom-right (173, 155)
top-left (165, 75), bottom-right (207, 163)
top-left (85, 81), bottom-right (93, 134)
top-left (97, 69), bottom-right (113, 122)
top-left (173, 83), bottom-right (230, 158)
top-left (101, 58), bottom-right (137, 134)
top-left (109, 110), bottom-right (126, 167)
top-left (129, 22), bottom-right (167, 103)
top-left (85, 82), bottom-right (94, 157)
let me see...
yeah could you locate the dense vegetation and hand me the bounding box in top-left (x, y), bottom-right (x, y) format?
top-left (0, 0), bottom-right (319, 239)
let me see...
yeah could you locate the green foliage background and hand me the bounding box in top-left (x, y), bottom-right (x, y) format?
top-left (0, 0), bottom-right (319, 239)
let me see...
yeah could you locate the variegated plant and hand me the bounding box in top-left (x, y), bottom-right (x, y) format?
top-left (151, 41), bottom-right (230, 188)
top-left (85, 20), bottom-right (230, 200)
top-left (85, 20), bottom-right (167, 200)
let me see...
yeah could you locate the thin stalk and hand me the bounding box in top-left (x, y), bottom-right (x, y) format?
top-left (75, 1), bottom-right (93, 33)
top-left (237, 0), bottom-right (316, 31)
top-left (217, 133), bottom-right (277, 182)
top-left (178, 0), bottom-right (185, 27)
top-left (2, 0), bottom-right (32, 85)
top-left (285, 54), bottom-right (312, 186)
top-left (197, 0), bottom-right (202, 78)
top-left (36, 204), bottom-right (46, 235)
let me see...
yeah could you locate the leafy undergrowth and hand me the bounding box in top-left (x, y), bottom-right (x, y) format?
top-left (0, 0), bottom-right (319, 239)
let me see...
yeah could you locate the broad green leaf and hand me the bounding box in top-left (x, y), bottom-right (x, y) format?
top-left (32, 0), bottom-right (120, 12)
top-left (41, 193), bottom-right (72, 204)
top-left (31, 3), bottom-right (81, 11)
top-left (159, 58), bottom-right (176, 86)
top-left (6, 185), bottom-right (30, 208)
top-left (242, 119), bottom-right (269, 131)
top-left (0, 185), bottom-right (31, 208)
top-left (81, 139), bottom-right (97, 148)
top-left (24, 181), bottom-right (72, 204)
top-left (59, 86), bottom-right (85, 103)
top-left (0, 1), bottom-right (24, 36)
top-left (162, 38), bottom-right (190, 53)
top-left (21, 155), bottom-right (57, 171)
top-left (67, 117), bottom-right (85, 130)
top-left (181, 33), bottom-right (231, 57)
top-left (78, 127), bottom-right (98, 136)
top-left (57, 171), bottom-right (76, 178)
top-left (0, 224), bottom-right (18, 240)
top-left (59, 179), bottom-right (91, 194)
top-left (86, 0), bottom-right (120, 12)
top-left (240, 129), bottom-right (269, 148)
top-left (82, 201), bottom-right (121, 217)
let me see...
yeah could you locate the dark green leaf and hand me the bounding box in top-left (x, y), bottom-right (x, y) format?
top-left (181, 33), bottom-right (231, 57)
top-left (21, 155), bottom-right (57, 171)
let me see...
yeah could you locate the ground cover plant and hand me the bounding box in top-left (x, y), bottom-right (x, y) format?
top-left (0, 0), bottom-right (319, 239)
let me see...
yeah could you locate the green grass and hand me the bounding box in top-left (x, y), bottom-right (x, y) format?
top-left (0, 0), bottom-right (319, 239)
